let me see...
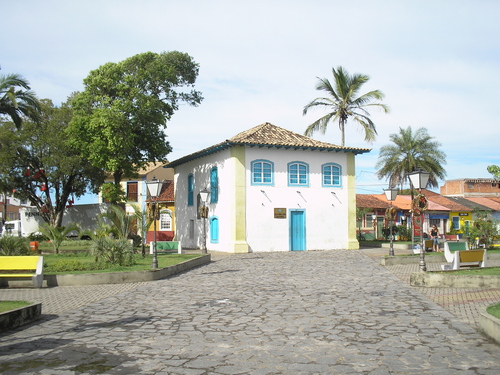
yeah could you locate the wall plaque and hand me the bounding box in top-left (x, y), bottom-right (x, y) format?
top-left (274, 208), bottom-right (287, 219)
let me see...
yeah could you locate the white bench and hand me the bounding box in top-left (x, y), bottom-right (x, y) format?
top-left (441, 241), bottom-right (487, 270)
top-left (149, 241), bottom-right (182, 254)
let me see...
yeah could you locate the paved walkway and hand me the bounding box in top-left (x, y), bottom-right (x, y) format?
top-left (1, 250), bottom-right (500, 374)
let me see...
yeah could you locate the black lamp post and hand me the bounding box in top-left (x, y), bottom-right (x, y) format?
top-left (408, 169), bottom-right (430, 272)
top-left (199, 188), bottom-right (210, 254)
top-left (146, 177), bottom-right (163, 269)
top-left (372, 213), bottom-right (377, 240)
top-left (384, 187), bottom-right (399, 257)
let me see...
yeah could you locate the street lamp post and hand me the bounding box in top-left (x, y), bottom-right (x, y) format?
top-left (372, 213), bottom-right (377, 240)
top-left (408, 169), bottom-right (430, 272)
top-left (384, 187), bottom-right (399, 257)
top-left (199, 188), bottom-right (210, 254)
top-left (146, 177), bottom-right (163, 269)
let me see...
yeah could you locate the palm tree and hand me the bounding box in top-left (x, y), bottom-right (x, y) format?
top-left (303, 66), bottom-right (389, 146)
top-left (38, 222), bottom-right (80, 254)
top-left (0, 73), bottom-right (41, 128)
top-left (375, 126), bottom-right (447, 189)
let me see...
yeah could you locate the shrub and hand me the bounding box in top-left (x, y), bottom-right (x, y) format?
top-left (44, 259), bottom-right (107, 272)
top-left (91, 237), bottom-right (135, 266)
top-left (397, 225), bottom-right (411, 241)
top-left (0, 235), bottom-right (31, 255)
top-left (28, 232), bottom-right (48, 242)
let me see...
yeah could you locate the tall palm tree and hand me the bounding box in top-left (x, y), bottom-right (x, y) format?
top-left (375, 126), bottom-right (446, 189)
top-left (303, 66), bottom-right (389, 146)
top-left (0, 73), bottom-right (41, 128)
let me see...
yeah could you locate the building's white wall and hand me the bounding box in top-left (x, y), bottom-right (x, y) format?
top-left (174, 146), bottom-right (352, 252)
top-left (245, 147), bottom-right (349, 252)
top-left (174, 149), bottom-right (233, 250)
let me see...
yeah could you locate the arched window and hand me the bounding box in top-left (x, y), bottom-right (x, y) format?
top-left (288, 161), bottom-right (309, 186)
top-left (160, 213), bottom-right (172, 230)
top-left (251, 160), bottom-right (274, 186)
top-left (210, 216), bottom-right (219, 243)
top-left (322, 163), bottom-right (342, 187)
top-left (210, 167), bottom-right (218, 203)
top-left (187, 174), bottom-right (194, 206)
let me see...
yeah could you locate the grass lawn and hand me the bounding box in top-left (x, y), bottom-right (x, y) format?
top-left (434, 267), bottom-right (500, 276)
top-left (0, 301), bottom-right (32, 313)
top-left (43, 252), bottom-right (203, 275)
top-left (487, 303), bottom-right (500, 319)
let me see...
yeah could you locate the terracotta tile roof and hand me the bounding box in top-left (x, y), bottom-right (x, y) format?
top-left (357, 193), bottom-right (451, 211)
top-left (356, 194), bottom-right (390, 209)
top-left (465, 197), bottom-right (500, 210)
top-left (228, 122), bottom-right (369, 151)
top-left (167, 122), bottom-right (371, 168)
top-left (136, 161), bottom-right (168, 175)
top-left (147, 180), bottom-right (174, 203)
top-left (426, 195), bottom-right (474, 211)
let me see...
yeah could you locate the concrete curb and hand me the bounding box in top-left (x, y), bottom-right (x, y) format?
top-left (382, 252), bottom-right (500, 266)
top-left (0, 303), bottom-right (42, 333)
top-left (44, 255), bottom-right (211, 286)
top-left (479, 307), bottom-right (500, 345)
top-left (381, 254), bottom-right (446, 265)
top-left (2, 255), bottom-right (211, 288)
top-left (410, 272), bottom-right (500, 288)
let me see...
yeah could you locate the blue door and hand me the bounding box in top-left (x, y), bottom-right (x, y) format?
top-left (290, 210), bottom-right (306, 251)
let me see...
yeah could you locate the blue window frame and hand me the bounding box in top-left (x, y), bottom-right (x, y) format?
top-left (210, 216), bottom-right (219, 243)
top-left (322, 163), bottom-right (342, 187)
top-left (288, 161), bottom-right (309, 186)
top-left (251, 160), bottom-right (274, 186)
top-left (187, 174), bottom-right (194, 206)
top-left (210, 167), bottom-right (218, 203)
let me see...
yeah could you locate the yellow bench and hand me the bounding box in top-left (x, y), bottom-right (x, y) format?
top-left (0, 256), bottom-right (44, 288)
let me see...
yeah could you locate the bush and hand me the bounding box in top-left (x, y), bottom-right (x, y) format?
top-left (28, 232), bottom-right (48, 242)
top-left (44, 259), bottom-right (104, 272)
top-left (0, 235), bottom-right (31, 255)
top-left (91, 237), bottom-right (135, 266)
top-left (397, 225), bottom-right (411, 241)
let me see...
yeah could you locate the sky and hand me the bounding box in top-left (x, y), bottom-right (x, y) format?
top-left (2, 0), bottom-right (499, 204)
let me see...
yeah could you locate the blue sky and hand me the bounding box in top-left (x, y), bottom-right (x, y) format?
top-left (2, 0), bottom-right (499, 203)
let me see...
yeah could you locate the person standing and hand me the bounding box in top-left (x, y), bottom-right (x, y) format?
top-left (430, 225), bottom-right (440, 252)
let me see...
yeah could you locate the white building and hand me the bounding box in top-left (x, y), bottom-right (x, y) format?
top-left (167, 122), bottom-right (370, 253)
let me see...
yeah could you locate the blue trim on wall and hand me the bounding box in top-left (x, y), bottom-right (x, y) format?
top-left (251, 159), bottom-right (274, 186)
top-left (210, 216), bottom-right (219, 243)
top-left (287, 161), bottom-right (309, 187)
top-left (321, 163), bottom-right (342, 188)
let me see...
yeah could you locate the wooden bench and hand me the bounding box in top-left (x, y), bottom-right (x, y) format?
top-left (0, 256), bottom-right (44, 288)
top-left (149, 241), bottom-right (182, 255)
top-left (441, 242), bottom-right (487, 270)
top-left (443, 234), bottom-right (460, 242)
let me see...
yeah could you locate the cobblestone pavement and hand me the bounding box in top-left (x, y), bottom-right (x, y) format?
top-left (1, 250), bottom-right (500, 374)
top-left (385, 262), bottom-right (500, 329)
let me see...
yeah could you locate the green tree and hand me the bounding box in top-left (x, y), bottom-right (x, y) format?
top-left (356, 207), bottom-right (372, 241)
top-left (0, 99), bottom-right (104, 227)
top-left (466, 209), bottom-right (499, 249)
top-left (487, 165), bottom-right (500, 181)
top-left (303, 66), bottom-right (389, 146)
top-left (0, 73), bottom-right (41, 128)
top-left (375, 126), bottom-right (446, 189)
top-left (68, 51), bottom-right (203, 204)
top-left (131, 203), bottom-right (153, 257)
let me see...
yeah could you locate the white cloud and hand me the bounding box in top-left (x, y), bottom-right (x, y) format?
top-left (2, 0), bottom-right (499, 202)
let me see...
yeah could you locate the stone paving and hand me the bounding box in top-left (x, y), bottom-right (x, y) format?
top-left (1, 250), bottom-right (500, 374)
